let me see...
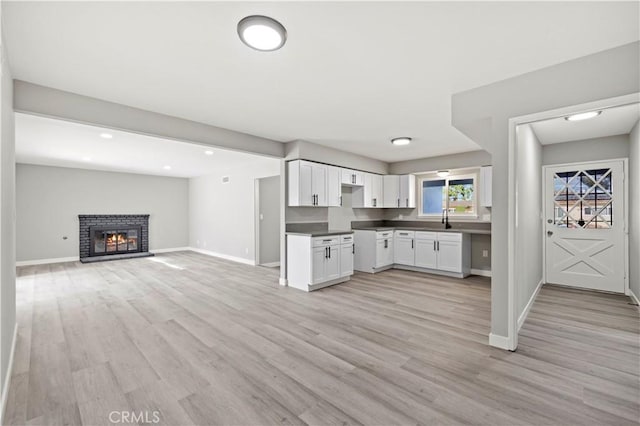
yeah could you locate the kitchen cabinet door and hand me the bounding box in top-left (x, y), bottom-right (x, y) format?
top-left (415, 238), bottom-right (437, 269)
top-left (383, 175), bottom-right (400, 207)
top-left (327, 166), bottom-right (342, 207)
top-left (340, 243), bottom-right (354, 277)
top-left (371, 174), bottom-right (383, 208)
top-left (399, 175), bottom-right (416, 208)
top-left (311, 164), bottom-right (327, 206)
top-left (394, 237), bottom-right (415, 265)
top-left (326, 246), bottom-right (341, 281)
top-left (375, 239), bottom-right (393, 267)
top-left (312, 246), bottom-right (327, 284)
top-left (437, 240), bottom-right (462, 273)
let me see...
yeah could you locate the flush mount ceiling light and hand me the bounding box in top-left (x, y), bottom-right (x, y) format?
top-left (565, 111), bottom-right (602, 122)
top-left (237, 15), bottom-right (287, 51)
top-left (437, 170), bottom-right (450, 178)
top-left (99, 132), bottom-right (113, 139)
top-left (391, 137), bottom-right (411, 146)
top-left (204, 150), bottom-right (214, 156)
top-left (163, 165), bottom-right (172, 170)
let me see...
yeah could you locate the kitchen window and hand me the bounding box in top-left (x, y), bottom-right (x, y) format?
top-left (420, 174), bottom-right (477, 217)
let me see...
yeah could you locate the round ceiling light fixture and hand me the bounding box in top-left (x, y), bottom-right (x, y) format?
top-left (99, 132), bottom-right (113, 139)
top-left (237, 15), bottom-right (287, 51)
top-left (391, 137), bottom-right (412, 146)
top-left (163, 165), bottom-right (172, 170)
top-left (204, 150), bottom-right (214, 156)
top-left (565, 111), bottom-right (601, 122)
top-left (437, 170), bottom-right (451, 178)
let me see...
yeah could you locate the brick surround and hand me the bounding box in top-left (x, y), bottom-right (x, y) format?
top-left (79, 214), bottom-right (150, 260)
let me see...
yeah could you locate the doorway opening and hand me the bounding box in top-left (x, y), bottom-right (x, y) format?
top-left (255, 175), bottom-right (281, 268)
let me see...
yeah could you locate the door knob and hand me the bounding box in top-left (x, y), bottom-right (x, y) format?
top-left (547, 219), bottom-right (553, 224)
top-left (547, 231), bottom-right (553, 237)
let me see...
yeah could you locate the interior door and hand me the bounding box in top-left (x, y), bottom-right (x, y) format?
top-left (544, 161), bottom-right (625, 293)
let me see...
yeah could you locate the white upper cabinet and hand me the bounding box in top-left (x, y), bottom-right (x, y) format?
top-left (327, 165), bottom-right (342, 207)
top-left (383, 175), bottom-right (400, 207)
top-left (353, 173), bottom-right (384, 208)
top-left (383, 175), bottom-right (415, 208)
top-left (288, 160), bottom-right (327, 206)
top-left (341, 169), bottom-right (364, 186)
top-left (479, 166), bottom-right (492, 207)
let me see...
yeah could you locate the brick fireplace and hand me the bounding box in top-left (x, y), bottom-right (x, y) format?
top-left (79, 214), bottom-right (153, 262)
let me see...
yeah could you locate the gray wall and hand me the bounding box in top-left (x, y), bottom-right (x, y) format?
top-left (16, 164), bottom-right (189, 261)
top-left (257, 175), bottom-right (281, 265)
top-left (516, 125), bottom-right (543, 318)
top-left (1, 24), bottom-right (17, 400)
top-left (189, 159), bottom-right (280, 263)
top-left (452, 41), bottom-right (640, 340)
top-left (285, 140), bottom-right (388, 175)
top-left (389, 150), bottom-right (491, 175)
top-left (327, 187), bottom-right (385, 230)
top-left (542, 134), bottom-right (630, 165)
top-left (630, 120), bottom-right (640, 299)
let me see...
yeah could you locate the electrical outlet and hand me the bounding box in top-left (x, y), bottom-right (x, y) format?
top-left (482, 249), bottom-right (489, 258)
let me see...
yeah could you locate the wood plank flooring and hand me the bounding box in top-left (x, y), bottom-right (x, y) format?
top-left (4, 251), bottom-right (639, 425)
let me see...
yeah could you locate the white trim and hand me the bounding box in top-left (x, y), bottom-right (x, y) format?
top-left (16, 256), bottom-right (78, 266)
top-left (489, 333), bottom-right (512, 351)
top-left (150, 247), bottom-right (190, 254)
top-left (188, 247), bottom-right (256, 266)
top-left (518, 279), bottom-right (543, 331)
top-left (470, 268), bottom-right (491, 277)
top-left (0, 323), bottom-right (18, 425)
top-left (627, 289), bottom-right (640, 309)
top-left (279, 277), bottom-right (288, 286)
top-left (417, 172), bottom-right (479, 218)
top-left (261, 262), bottom-right (280, 268)
top-left (507, 93), bottom-right (639, 353)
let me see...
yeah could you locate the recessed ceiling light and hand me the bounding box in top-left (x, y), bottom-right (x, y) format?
top-left (565, 111), bottom-right (601, 122)
top-left (437, 170), bottom-right (450, 178)
top-left (99, 132), bottom-right (113, 139)
top-left (204, 150), bottom-right (214, 156)
top-left (237, 15), bottom-right (287, 51)
top-left (163, 165), bottom-right (171, 170)
top-left (391, 137), bottom-right (411, 146)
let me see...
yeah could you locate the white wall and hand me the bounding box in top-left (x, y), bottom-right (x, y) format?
top-left (542, 134), bottom-right (629, 165)
top-left (16, 164), bottom-right (189, 262)
top-left (0, 17), bottom-right (17, 405)
top-left (189, 158), bottom-right (280, 263)
top-left (515, 125), bottom-right (543, 322)
top-left (630, 120), bottom-right (640, 299)
top-left (327, 187), bottom-right (385, 230)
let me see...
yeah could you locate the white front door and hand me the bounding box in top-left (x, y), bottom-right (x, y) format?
top-left (544, 161), bottom-right (625, 293)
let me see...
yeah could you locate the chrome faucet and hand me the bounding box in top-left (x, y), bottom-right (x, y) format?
top-left (442, 208), bottom-right (452, 229)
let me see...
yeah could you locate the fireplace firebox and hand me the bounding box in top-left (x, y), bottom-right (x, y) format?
top-left (79, 214), bottom-right (153, 262)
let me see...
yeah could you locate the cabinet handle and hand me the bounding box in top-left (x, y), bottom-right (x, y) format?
top-left (384, 239), bottom-right (388, 249)
top-left (340, 195), bottom-right (342, 206)
top-left (411, 239), bottom-right (414, 249)
top-left (433, 241), bottom-right (436, 251)
top-left (328, 247), bottom-right (331, 258)
top-left (397, 198), bottom-right (400, 207)
top-left (437, 241), bottom-right (440, 251)
top-left (352, 244), bottom-right (355, 254)
top-left (325, 247), bottom-right (329, 258)
top-left (406, 198), bottom-right (409, 207)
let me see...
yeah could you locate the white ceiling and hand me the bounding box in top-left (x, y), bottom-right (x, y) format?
top-left (4, 2), bottom-right (639, 162)
top-left (530, 103), bottom-right (640, 145)
top-left (15, 113), bottom-right (278, 178)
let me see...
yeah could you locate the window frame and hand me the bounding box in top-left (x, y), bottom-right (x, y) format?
top-left (418, 173), bottom-right (479, 219)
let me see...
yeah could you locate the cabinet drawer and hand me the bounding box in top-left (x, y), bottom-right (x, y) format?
top-left (395, 230), bottom-right (415, 238)
top-left (416, 231), bottom-right (437, 240)
top-left (376, 231), bottom-right (393, 239)
top-left (437, 232), bottom-right (463, 242)
top-left (313, 237), bottom-right (340, 247)
top-left (340, 234), bottom-right (354, 243)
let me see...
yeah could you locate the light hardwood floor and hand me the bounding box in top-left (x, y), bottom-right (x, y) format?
top-left (4, 251), bottom-right (639, 425)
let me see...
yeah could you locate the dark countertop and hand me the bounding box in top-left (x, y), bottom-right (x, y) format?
top-left (352, 226), bottom-right (491, 235)
top-left (286, 230), bottom-right (354, 237)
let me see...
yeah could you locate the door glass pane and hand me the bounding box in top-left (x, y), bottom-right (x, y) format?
top-left (94, 231), bottom-right (106, 253)
top-left (127, 230), bottom-right (138, 251)
top-left (553, 168), bottom-right (613, 229)
top-left (105, 231), bottom-right (118, 252)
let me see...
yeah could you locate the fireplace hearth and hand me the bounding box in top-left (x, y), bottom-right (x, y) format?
top-left (79, 214), bottom-right (153, 263)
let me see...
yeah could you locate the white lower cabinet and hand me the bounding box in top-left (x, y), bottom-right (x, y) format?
top-left (412, 231), bottom-right (471, 276)
top-left (393, 231), bottom-right (415, 265)
top-left (414, 232), bottom-right (437, 269)
top-left (287, 233), bottom-right (354, 291)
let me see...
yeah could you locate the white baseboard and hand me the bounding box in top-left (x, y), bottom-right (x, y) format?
top-left (188, 248), bottom-right (256, 266)
top-left (470, 268), bottom-right (491, 277)
top-left (0, 323), bottom-right (18, 425)
top-left (518, 279), bottom-right (544, 331)
top-left (628, 289), bottom-right (640, 309)
top-left (16, 256), bottom-right (78, 267)
top-left (260, 262), bottom-right (280, 268)
top-left (489, 333), bottom-right (512, 350)
top-left (150, 247), bottom-right (190, 254)
top-left (279, 277), bottom-right (288, 286)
